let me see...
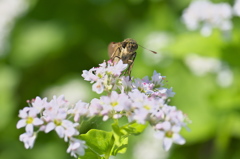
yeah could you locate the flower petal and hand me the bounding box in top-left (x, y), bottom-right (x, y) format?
top-left (163, 137), bottom-right (173, 151)
top-left (25, 124), bottom-right (34, 134)
top-left (16, 119), bottom-right (27, 129)
top-left (173, 133), bottom-right (186, 145)
top-left (33, 118), bottom-right (44, 126)
top-left (45, 122), bottom-right (55, 133)
top-left (55, 126), bottom-right (65, 138)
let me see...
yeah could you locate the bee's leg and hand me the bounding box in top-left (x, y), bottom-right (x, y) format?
top-left (111, 47), bottom-right (122, 63)
top-left (126, 52), bottom-right (136, 80)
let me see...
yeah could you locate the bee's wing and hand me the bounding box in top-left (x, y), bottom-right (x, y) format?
top-left (108, 42), bottom-right (120, 58)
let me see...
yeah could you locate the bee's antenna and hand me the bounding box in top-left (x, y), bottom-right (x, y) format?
top-left (138, 44), bottom-right (157, 54)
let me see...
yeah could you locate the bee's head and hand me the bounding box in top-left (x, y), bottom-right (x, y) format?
top-left (122, 38), bottom-right (138, 52)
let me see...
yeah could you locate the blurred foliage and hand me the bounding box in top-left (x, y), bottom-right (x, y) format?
top-left (0, 0), bottom-right (240, 159)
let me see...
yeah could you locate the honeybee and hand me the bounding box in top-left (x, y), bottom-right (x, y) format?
top-left (108, 38), bottom-right (156, 77)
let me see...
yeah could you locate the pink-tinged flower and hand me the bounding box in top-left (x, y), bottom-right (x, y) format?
top-left (120, 76), bottom-right (132, 93)
top-left (108, 60), bottom-right (128, 76)
top-left (88, 98), bottom-right (103, 116)
top-left (42, 95), bottom-right (68, 122)
top-left (17, 107), bottom-right (43, 134)
top-left (31, 96), bottom-right (47, 112)
top-left (156, 87), bottom-right (175, 99)
top-left (132, 109), bottom-right (149, 124)
top-left (128, 89), bottom-right (147, 104)
top-left (19, 132), bottom-right (37, 149)
top-left (50, 95), bottom-right (68, 109)
top-left (151, 70), bottom-right (164, 87)
top-left (82, 60), bottom-right (128, 94)
top-left (68, 100), bottom-right (89, 122)
top-left (92, 80), bottom-right (104, 94)
top-left (82, 69), bottom-right (98, 82)
top-left (67, 138), bottom-right (87, 158)
top-left (132, 78), bottom-right (145, 92)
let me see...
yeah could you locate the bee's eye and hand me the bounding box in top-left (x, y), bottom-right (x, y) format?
top-left (133, 44), bottom-right (138, 50)
top-left (122, 42), bottom-right (127, 48)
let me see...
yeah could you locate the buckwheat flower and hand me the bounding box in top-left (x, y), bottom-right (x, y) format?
top-left (31, 96), bottom-right (47, 112)
top-left (68, 100), bottom-right (89, 122)
top-left (155, 121), bottom-right (171, 131)
top-left (88, 98), bottom-right (103, 116)
top-left (132, 78), bottom-right (145, 92)
top-left (120, 76), bottom-right (132, 93)
top-left (155, 87), bottom-right (175, 99)
top-left (63, 122), bottom-right (80, 142)
top-left (19, 132), bottom-right (37, 149)
top-left (17, 107), bottom-right (43, 134)
top-left (149, 99), bottom-right (165, 120)
top-left (167, 109), bottom-right (186, 126)
top-left (82, 69), bottom-right (98, 82)
top-left (51, 95), bottom-right (68, 109)
top-left (128, 89), bottom-right (147, 104)
top-left (44, 107), bottom-right (73, 135)
top-left (132, 108), bottom-right (149, 124)
top-left (43, 95), bottom-right (68, 122)
top-left (151, 70), bottom-right (164, 87)
top-left (45, 118), bottom-right (79, 140)
top-left (67, 138), bottom-right (87, 158)
top-left (92, 80), bottom-right (104, 94)
top-left (82, 60), bottom-right (128, 94)
top-left (107, 60), bottom-right (128, 76)
top-left (101, 91), bottom-right (129, 112)
top-left (154, 122), bottom-right (185, 151)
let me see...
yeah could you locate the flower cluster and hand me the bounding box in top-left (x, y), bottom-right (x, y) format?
top-left (82, 60), bottom-right (128, 94)
top-left (17, 59), bottom-right (189, 157)
top-left (234, 0), bottom-right (240, 16)
top-left (83, 60), bottom-right (187, 150)
top-left (17, 95), bottom-right (87, 158)
top-left (182, 0), bottom-right (233, 36)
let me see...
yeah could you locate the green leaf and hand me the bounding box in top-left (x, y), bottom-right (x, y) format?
top-left (78, 148), bottom-right (101, 159)
top-left (111, 123), bottom-right (129, 155)
top-left (79, 129), bottom-right (114, 157)
top-left (120, 122), bottom-right (148, 135)
top-left (110, 121), bottom-right (148, 156)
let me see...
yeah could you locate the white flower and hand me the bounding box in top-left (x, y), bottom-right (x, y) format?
top-left (45, 118), bottom-right (79, 141)
top-left (108, 60), bottom-right (128, 76)
top-left (68, 100), bottom-right (89, 122)
top-left (82, 60), bottom-right (128, 94)
top-left (31, 96), bottom-right (47, 112)
top-left (234, 0), bottom-right (240, 16)
top-left (155, 87), bottom-right (175, 99)
top-left (19, 132), bottom-right (37, 149)
top-left (88, 98), bottom-right (103, 116)
top-left (17, 107), bottom-right (43, 134)
top-left (132, 109), bottom-right (149, 124)
top-left (154, 124), bottom-right (185, 151)
top-left (82, 69), bottom-right (98, 82)
top-left (101, 91), bottom-right (129, 112)
top-left (132, 78), bottom-right (145, 92)
top-left (128, 89), bottom-right (147, 104)
top-left (92, 80), bottom-right (104, 94)
top-left (120, 76), bottom-right (132, 93)
top-left (151, 70), bottom-right (163, 86)
top-left (67, 138), bottom-right (87, 158)
top-left (182, 1), bottom-right (233, 36)
top-left (42, 95), bottom-right (68, 122)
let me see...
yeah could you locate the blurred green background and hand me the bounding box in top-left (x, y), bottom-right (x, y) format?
top-left (1, 0), bottom-right (240, 159)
